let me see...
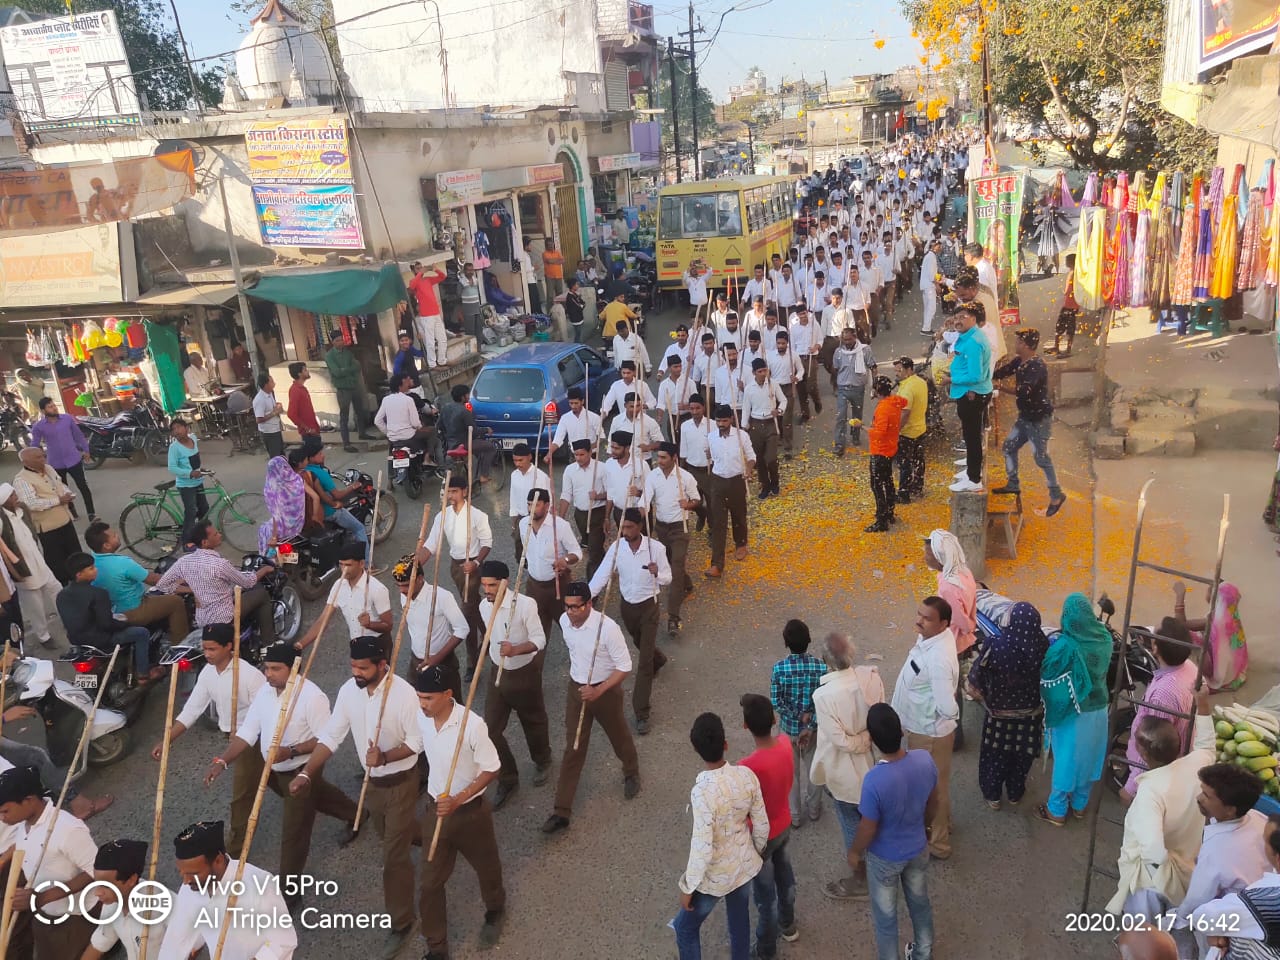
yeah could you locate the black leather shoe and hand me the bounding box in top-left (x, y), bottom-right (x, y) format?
top-left (479, 909), bottom-right (505, 948)
top-left (532, 763), bottom-right (551, 786)
top-left (541, 814), bottom-right (570, 834)
top-left (493, 781), bottom-right (517, 810)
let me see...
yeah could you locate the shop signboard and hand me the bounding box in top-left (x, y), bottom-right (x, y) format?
top-left (967, 172), bottom-right (1026, 326)
top-left (0, 11), bottom-right (140, 132)
top-left (436, 168), bottom-right (483, 207)
top-left (252, 184), bottom-right (365, 249)
top-left (528, 163), bottom-right (564, 185)
top-left (244, 118), bottom-right (354, 184)
top-left (1200, 0), bottom-right (1279, 71)
top-left (0, 221), bottom-right (136, 306)
top-left (597, 153), bottom-right (641, 172)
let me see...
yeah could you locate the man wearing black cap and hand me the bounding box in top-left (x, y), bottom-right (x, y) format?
top-left (479, 560), bottom-right (550, 808)
top-left (660, 324), bottom-right (691, 375)
top-left (88, 837), bottom-right (171, 959)
top-left (415, 665), bottom-right (506, 958)
top-left (656, 355), bottom-right (693, 442)
top-left (742, 329), bottom-right (767, 373)
top-left (558, 439), bottom-right (607, 577)
top-left (204, 643), bottom-right (357, 905)
top-left (520, 488), bottom-right (581, 641)
top-left (741, 358), bottom-right (786, 499)
top-left (770, 330), bottom-right (804, 458)
top-left (692, 333), bottom-right (721, 410)
top-left (589, 507), bottom-right (671, 735)
top-left (644, 443), bottom-right (699, 636)
top-left (507, 442), bottom-right (550, 561)
top-left (324, 329), bottom-right (376, 452)
top-left (679, 394), bottom-right (712, 533)
top-left (713, 343), bottom-right (746, 420)
top-left (704, 403), bottom-right (754, 578)
top-left (390, 554), bottom-right (467, 697)
top-left (599, 360), bottom-right (656, 422)
top-left (602, 429), bottom-right (651, 529)
top-left (547, 385), bottom-right (604, 461)
top-left (296, 543), bottom-right (392, 655)
top-left (0, 764), bottom-right (99, 957)
top-left (542, 581), bottom-right (639, 834)
top-left (159, 820), bottom-right (297, 960)
top-left (293, 636), bottom-right (423, 954)
top-left (788, 301), bottom-right (823, 420)
top-left (150, 622), bottom-right (266, 859)
top-left (617, 393), bottom-right (664, 463)
top-left (417, 475), bottom-right (493, 678)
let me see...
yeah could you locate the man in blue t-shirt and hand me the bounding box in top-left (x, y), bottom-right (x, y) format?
top-left (303, 446), bottom-right (370, 560)
top-left (85, 522), bottom-right (190, 641)
top-left (850, 703), bottom-right (939, 960)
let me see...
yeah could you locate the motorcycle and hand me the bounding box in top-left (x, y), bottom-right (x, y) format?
top-left (6, 656), bottom-right (131, 769)
top-left (79, 397), bottom-right (170, 469)
top-left (341, 466), bottom-right (399, 542)
top-left (387, 393), bottom-right (439, 500)
top-left (275, 530), bottom-right (344, 603)
top-left (0, 394), bottom-right (30, 452)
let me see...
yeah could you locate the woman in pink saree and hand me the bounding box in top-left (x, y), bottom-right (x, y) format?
top-left (1173, 580), bottom-right (1247, 692)
top-left (258, 454), bottom-right (306, 554)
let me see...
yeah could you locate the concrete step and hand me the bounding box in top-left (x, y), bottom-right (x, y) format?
top-left (1193, 395), bottom-right (1278, 450)
top-left (1125, 426), bottom-right (1196, 457)
top-left (1130, 402), bottom-right (1196, 430)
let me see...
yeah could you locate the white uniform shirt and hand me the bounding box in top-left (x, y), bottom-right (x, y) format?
top-left (742, 309), bottom-right (769, 336)
top-left (788, 316), bottom-right (820, 359)
top-left (424, 503), bottom-right (493, 560)
top-left (373, 392), bottom-right (421, 443)
top-left (659, 342), bottom-right (691, 376)
top-left (15, 802), bottom-right (97, 918)
top-left (713, 364), bottom-right (746, 410)
top-left (590, 536), bottom-right (671, 603)
top-left (741, 277), bottom-right (773, 305)
top-left (252, 391), bottom-right (281, 433)
top-left (890, 628), bottom-right (960, 738)
top-left (237, 678), bottom-right (330, 772)
top-left (715, 324), bottom-right (744, 353)
top-left (644, 465), bottom-right (700, 523)
top-left (707, 427), bottom-right (753, 479)
top-left (976, 258), bottom-right (998, 293)
top-left (602, 456), bottom-right (651, 510)
top-left (860, 261), bottom-right (883, 293)
top-left (417, 702), bottom-right (501, 802)
top-left (319, 672), bottom-right (424, 777)
top-left (326, 573), bottom-right (392, 640)
top-left (826, 262), bottom-right (847, 290)
top-left (822, 305), bottom-right (855, 338)
top-left (612, 333), bottom-right (652, 373)
top-left (519, 514), bottom-right (582, 582)
top-left (657, 373), bottom-right (693, 418)
top-left (509, 466), bottom-right (552, 519)
top-left (560, 609), bottom-right (632, 683)
top-left (740, 380), bottom-right (786, 421)
top-left (685, 269), bottom-right (713, 306)
top-left (919, 250), bottom-right (939, 287)
top-left (481, 591), bottom-right (546, 671)
top-left (552, 408), bottom-right (604, 450)
top-left (400, 585), bottom-right (469, 661)
top-left (158, 859), bottom-right (297, 960)
top-left (600, 378), bottom-right (656, 419)
top-left (617, 413), bottom-right (665, 459)
top-left (679, 416), bottom-right (712, 468)
top-left (559, 459), bottom-right (606, 512)
top-left (693, 349), bottom-right (721, 390)
top-left (91, 901), bottom-right (169, 960)
top-left (811, 281), bottom-right (832, 309)
top-left (176, 659), bottom-right (266, 733)
top-left (775, 272), bottom-right (800, 308)
top-left (768, 348), bottom-right (804, 385)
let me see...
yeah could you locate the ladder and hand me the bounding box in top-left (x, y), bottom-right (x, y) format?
top-left (1079, 479), bottom-right (1230, 910)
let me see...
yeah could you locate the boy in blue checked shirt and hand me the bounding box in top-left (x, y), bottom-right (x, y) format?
top-left (769, 619), bottom-right (828, 827)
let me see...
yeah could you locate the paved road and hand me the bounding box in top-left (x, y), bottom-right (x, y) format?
top-left (5, 277), bottom-right (1120, 959)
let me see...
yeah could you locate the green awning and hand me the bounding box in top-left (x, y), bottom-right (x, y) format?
top-left (242, 263), bottom-right (407, 316)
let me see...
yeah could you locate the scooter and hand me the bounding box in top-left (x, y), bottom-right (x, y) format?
top-left (6, 656), bottom-right (131, 769)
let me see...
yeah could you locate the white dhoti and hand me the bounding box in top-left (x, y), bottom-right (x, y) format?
top-left (414, 314), bottom-right (448, 367)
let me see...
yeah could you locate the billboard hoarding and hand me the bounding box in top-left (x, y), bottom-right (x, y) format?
top-left (1200, 0), bottom-right (1279, 72)
top-left (0, 221), bottom-right (137, 307)
top-left (436, 169), bottom-right (482, 208)
top-left (253, 184), bottom-right (365, 249)
top-left (968, 173), bottom-right (1026, 327)
top-left (244, 118), bottom-right (354, 184)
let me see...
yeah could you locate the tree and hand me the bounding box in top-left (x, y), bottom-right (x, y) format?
top-left (228, 0), bottom-right (343, 74)
top-left (657, 49), bottom-right (717, 159)
top-left (25, 0), bottom-right (223, 109)
top-left (721, 91), bottom-right (780, 128)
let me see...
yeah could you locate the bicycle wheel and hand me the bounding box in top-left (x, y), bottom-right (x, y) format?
top-left (217, 491), bottom-right (268, 554)
top-left (119, 500), bottom-right (182, 561)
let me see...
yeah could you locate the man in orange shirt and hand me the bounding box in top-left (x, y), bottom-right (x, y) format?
top-left (866, 376), bottom-right (907, 533)
top-left (408, 260), bottom-right (448, 369)
top-left (542, 239), bottom-right (566, 306)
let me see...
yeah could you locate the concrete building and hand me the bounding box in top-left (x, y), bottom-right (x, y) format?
top-left (728, 67), bottom-right (767, 102)
top-left (0, 5), bottom-right (32, 169)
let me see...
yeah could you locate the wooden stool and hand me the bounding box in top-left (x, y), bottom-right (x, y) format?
top-left (986, 492), bottom-right (1024, 559)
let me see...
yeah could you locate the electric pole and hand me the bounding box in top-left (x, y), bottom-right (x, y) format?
top-left (678, 3), bottom-right (704, 180)
top-left (667, 38), bottom-right (682, 183)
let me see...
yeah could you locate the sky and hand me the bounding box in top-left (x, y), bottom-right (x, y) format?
top-left (171, 0), bottom-right (921, 102)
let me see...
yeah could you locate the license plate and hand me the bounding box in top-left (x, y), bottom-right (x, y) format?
top-left (73, 675), bottom-right (98, 689)
top-left (501, 438), bottom-right (522, 450)
top-left (279, 552), bottom-right (299, 564)
top-left (391, 457), bottom-right (411, 468)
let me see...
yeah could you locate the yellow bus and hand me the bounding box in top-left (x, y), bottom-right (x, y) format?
top-left (655, 175), bottom-right (795, 295)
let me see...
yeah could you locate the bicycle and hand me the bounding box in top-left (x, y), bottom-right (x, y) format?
top-left (119, 471), bottom-right (268, 560)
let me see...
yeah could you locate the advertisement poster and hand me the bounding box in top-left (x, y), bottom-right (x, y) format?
top-left (436, 168), bottom-right (482, 207)
top-left (244, 118), bottom-right (353, 184)
top-left (968, 172), bottom-right (1026, 327)
top-left (0, 222), bottom-right (125, 306)
top-left (0, 11), bottom-right (140, 131)
top-left (253, 184), bottom-right (364, 249)
top-left (1199, 0), bottom-right (1279, 71)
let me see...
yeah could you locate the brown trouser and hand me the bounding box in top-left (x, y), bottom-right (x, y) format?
top-left (525, 574), bottom-right (568, 644)
top-left (705, 473), bottom-right (748, 569)
top-left (365, 761), bottom-right (421, 931)
top-left (123, 592), bottom-right (189, 643)
top-left (33, 910), bottom-right (93, 960)
top-left (778, 384), bottom-right (796, 453)
top-left (574, 507), bottom-right (606, 579)
top-left (0, 860), bottom-right (32, 959)
top-left (408, 648), bottom-right (463, 702)
top-left (510, 516), bottom-right (526, 560)
top-left (484, 651), bottom-right (551, 785)
top-left (868, 291), bottom-right (882, 337)
top-left (654, 520), bottom-right (691, 620)
top-left (553, 679), bottom-right (639, 818)
top-left (450, 557), bottom-right (483, 669)
top-left (882, 279), bottom-right (898, 325)
top-left (683, 463), bottom-right (710, 529)
top-left (267, 766), bottom-right (358, 885)
top-left (229, 745), bottom-right (266, 858)
top-left (797, 357), bottom-right (821, 416)
top-left (820, 335), bottom-right (839, 376)
top-left (747, 418), bottom-right (780, 492)
top-left (619, 597), bottom-right (665, 722)
top-left (907, 731), bottom-right (954, 859)
top-left (420, 795), bottom-right (506, 955)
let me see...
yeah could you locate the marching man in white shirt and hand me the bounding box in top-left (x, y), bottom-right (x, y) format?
top-left (480, 560), bottom-right (552, 810)
top-left (788, 302), bottom-right (823, 421)
top-left (508, 443), bottom-right (551, 561)
top-left (589, 507), bottom-right (672, 736)
top-left (418, 475), bottom-right (494, 680)
top-left (558, 439), bottom-right (608, 577)
top-left (714, 344), bottom-right (746, 422)
top-left (612, 320), bottom-right (651, 374)
top-left (659, 325), bottom-right (692, 379)
top-left (599, 361), bottom-right (657, 422)
top-left (158, 819), bottom-right (297, 960)
top-left (617, 394), bottom-right (665, 463)
top-left (602, 430), bottom-right (651, 527)
top-left (656, 355), bottom-right (693, 442)
top-left (704, 403), bottom-right (755, 579)
top-left (769, 330), bottom-right (804, 459)
top-left (291, 636), bottom-right (424, 957)
top-left (520, 488), bottom-right (581, 640)
top-left (149, 623), bottom-right (266, 860)
top-left (546, 385), bottom-right (603, 461)
top-left (708, 291), bottom-right (731, 329)
top-left (739, 264), bottom-right (774, 314)
top-left (84, 838), bottom-right (171, 960)
top-left (644, 442), bottom-right (700, 637)
top-left (415, 664), bottom-right (507, 958)
top-left (202, 643), bottom-right (358, 907)
top-left (692, 333), bottom-right (721, 411)
top-left (679, 394), bottom-right (713, 533)
top-left (390, 554), bottom-right (468, 694)
top-left (296, 542), bottom-right (393, 653)
top-left (541, 581), bottom-right (641, 834)
top-left (741, 359), bottom-right (786, 500)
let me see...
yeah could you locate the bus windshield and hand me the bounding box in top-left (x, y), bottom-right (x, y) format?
top-left (659, 192), bottom-right (743, 239)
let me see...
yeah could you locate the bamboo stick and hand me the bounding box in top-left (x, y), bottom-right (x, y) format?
top-left (138, 663), bottom-right (181, 960)
top-left (362, 470), bottom-right (384, 612)
top-left (463, 427), bottom-right (473, 601)
top-left (572, 516), bottom-right (625, 750)
top-left (231, 586), bottom-right (241, 739)
top-left (418, 474), bottom-right (451, 675)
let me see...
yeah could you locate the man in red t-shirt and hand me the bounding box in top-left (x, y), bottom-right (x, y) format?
top-left (286, 361), bottom-right (320, 438)
top-left (740, 693), bottom-right (798, 958)
top-left (407, 261), bottom-right (449, 369)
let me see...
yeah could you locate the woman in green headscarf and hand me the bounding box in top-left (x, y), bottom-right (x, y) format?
top-left (1036, 592), bottom-right (1112, 826)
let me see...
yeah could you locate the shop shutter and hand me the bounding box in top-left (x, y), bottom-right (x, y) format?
top-left (604, 61), bottom-right (629, 112)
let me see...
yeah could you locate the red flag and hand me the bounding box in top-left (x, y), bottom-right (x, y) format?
top-left (894, 108), bottom-right (905, 130)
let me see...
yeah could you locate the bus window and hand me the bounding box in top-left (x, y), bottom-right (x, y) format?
top-left (661, 193), bottom-right (743, 238)
top-left (716, 193), bottom-right (742, 235)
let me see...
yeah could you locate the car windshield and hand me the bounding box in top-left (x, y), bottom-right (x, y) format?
top-left (472, 366), bottom-right (545, 403)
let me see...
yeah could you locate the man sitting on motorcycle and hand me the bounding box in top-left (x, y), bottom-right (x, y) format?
top-left (375, 373), bottom-right (435, 481)
top-left (85, 522), bottom-right (191, 643)
top-left (302, 444), bottom-right (370, 561)
top-left (57, 553), bottom-right (163, 683)
top-left (154, 520), bottom-right (277, 647)
top-left (438, 384), bottom-right (499, 486)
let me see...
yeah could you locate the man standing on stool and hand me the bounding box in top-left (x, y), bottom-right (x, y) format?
top-left (645, 442), bottom-right (699, 637)
top-left (409, 260), bottom-right (449, 369)
top-left (416, 664), bottom-right (507, 960)
top-left (541, 581), bottom-right (640, 834)
top-left (945, 301), bottom-right (992, 494)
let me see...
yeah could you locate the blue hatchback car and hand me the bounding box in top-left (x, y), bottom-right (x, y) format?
top-left (469, 343), bottom-right (619, 453)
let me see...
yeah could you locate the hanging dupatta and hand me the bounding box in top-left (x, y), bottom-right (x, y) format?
top-left (1128, 209), bottom-right (1151, 309)
top-left (1209, 192), bottom-right (1239, 300)
top-left (1075, 207), bottom-right (1108, 312)
top-left (1080, 173), bottom-right (1099, 208)
top-left (1192, 173), bottom-right (1219, 300)
top-left (1237, 188), bottom-right (1266, 290)
top-left (1172, 182), bottom-right (1200, 307)
top-left (1103, 214), bottom-right (1131, 306)
top-left (1148, 204), bottom-right (1176, 312)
